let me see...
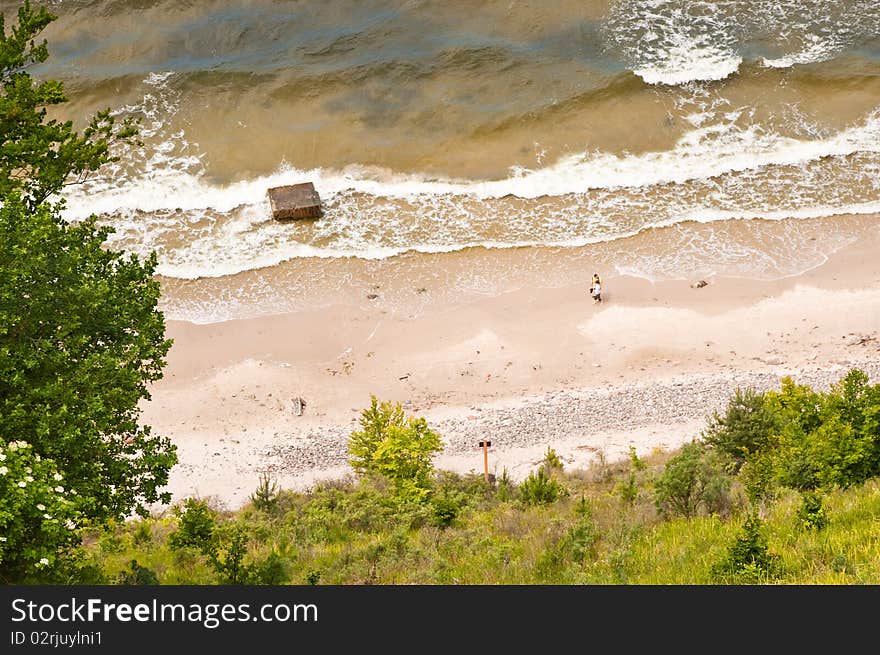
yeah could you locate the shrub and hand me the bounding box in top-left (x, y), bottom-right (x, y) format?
top-left (542, 447), bottom-right (564, 472)
top-left (430, 488), bottom-right (463, 528)
top-left (796, 491), bottom-right (829, 531)
top-left (495, 468), bottom-right (516, 502)
top-left (653, 440), bottom-right (733, 518)
top-left (768, 371), bottom-right (880, 492)
top-left (116, 559), bottom-right (159, 585)
top-left (132, 522), bottom-right (153, 548)
top-left (703, 387), bottom-right (778, 470)
top-left (712, 512), bottom-right (778, 582)
top-left (208, 524), bottom-right (253, 585)
top-left (519, 467), bottom-right (567, 506)
top-left (348, 396), bottom-right (443, 502)
top-left (250, 472), bottom-right (280, 513)
top-left (562, 517), bottom-right (600, 563)
top-left (168, 499), bottom-right (217, 553)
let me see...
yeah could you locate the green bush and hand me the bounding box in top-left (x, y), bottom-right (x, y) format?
top-left (542, 447), bottom-right (564, 472)
top-left (712, 512), bottom-right (778, 582)
top-left (562, 517), bottom-right (600, 563)
top-left (116, 559), bottom-right (159, 585)
top-left (348, 396), bottom-right (443, 502)
top-left (653, 441), bottom-right (733, 518)
top-left (796, 491), bottom-right (829, 531)
top-left (495, 468), bottom-right (516, 502)
top-left (250, 472), bottom-right (280, 513)
top-left (430, 489), bottom-right (462, 528)
top-left (703, 387), bottom-right (778, 470)
top-left (768, 371), bottom-right (880, 492)
top-left (519, 467), bottom-right (567, 506)
top-left (168, 499), bottom-right (217, 553)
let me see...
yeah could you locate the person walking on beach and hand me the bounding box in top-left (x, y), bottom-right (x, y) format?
top-left (589, 272), bottom-right (602, 303)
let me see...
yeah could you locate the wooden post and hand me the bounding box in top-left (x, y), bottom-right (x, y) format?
top-left (478, 440), bottom-right (492, 482)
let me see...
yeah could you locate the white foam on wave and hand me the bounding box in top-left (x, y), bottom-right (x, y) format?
top-left (55, 67), bottom-right (880, 282)
top-left (605, 0), bottom-right (880, 83)
top-left (152, 198), bottom-right (880, 280)
top-left (604, 0), bottom-right (742, 85)
top-left (632, 46), bottom-right (741, 85)
top-left (761, 34), bottom-right (838, 69)
top-left (61, 107), bottom-right (880, 219)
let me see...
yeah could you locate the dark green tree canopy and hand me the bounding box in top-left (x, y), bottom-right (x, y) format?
top-left (0, 195), bottom-right (176, 523)
top-left (1, 0), bottom-right (137, 207)
top-left (0, 2), bottom-right (173, 582)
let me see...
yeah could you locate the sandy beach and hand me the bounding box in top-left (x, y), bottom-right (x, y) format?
top-left (141, 219), bottom-right (880, 511)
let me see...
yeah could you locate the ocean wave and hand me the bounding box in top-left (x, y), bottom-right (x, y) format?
top-left (604, 0), bottom-right (880, 84)
top-left (60, 103), bottom-right (880, 219)
top-left (149, 197), bottom-right (880, 279)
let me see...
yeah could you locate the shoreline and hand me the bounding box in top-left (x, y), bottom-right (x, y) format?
top-left (142, 226), bottom-right (880, 510)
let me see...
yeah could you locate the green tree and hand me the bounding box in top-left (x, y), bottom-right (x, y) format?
top-left (0, 3), bottom-right (173, 583)
top-left (1, 1), bottom-right (138, 207)
top-left (348, 396), bottom-right (443, 501)
top-left (702, 387), bottom-right (779, 471)
top-left (0, 197), bottom-right (176, 583)
top-left (652, 440), bottom-right (733, 519)
top-left (518, 466), bottom-right (567, 506)
top-left (767, 371), bottom-right (880, 492)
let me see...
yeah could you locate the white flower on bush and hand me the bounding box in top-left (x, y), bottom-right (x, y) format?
top-left (53, 473), bottom-right (63, 481)
top-left (17, 481), bottom-right (26, 488)
top-left (55, 486), bottom-right (64, 493)
top-left (36, 558), bottom-right (49, 568)
top-left (37, 504), bottom-right (45, 511)
top-left (0, 466), bottom-right (7, 475)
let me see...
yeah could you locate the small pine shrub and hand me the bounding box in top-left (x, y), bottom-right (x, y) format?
top-left (703, 387), bottom-right (777, 470)
top-left (543, 447), bottom-right (564, 472)
top-left (132, 522), bottom-right (153, 548)
top-left (495, 468), bottom-right (516, 502)
top-left (712, 512), bottom-right (778, 582)
top-left (168, 498), bottom-right (217, 553)
top-left (519, 467), bottom-right (567, 506)
top-left (564, 517), bottom-right (600, 563)
top-left (616, 472), bottom-right (638, 507)
top-left (250, 472), bottom-right (280, 512)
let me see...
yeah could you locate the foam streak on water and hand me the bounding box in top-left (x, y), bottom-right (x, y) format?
top-left (33, 0), bottom-right (880, 305)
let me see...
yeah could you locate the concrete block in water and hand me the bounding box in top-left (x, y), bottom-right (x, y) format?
top-left (267, 182), bottom-right (323, 220)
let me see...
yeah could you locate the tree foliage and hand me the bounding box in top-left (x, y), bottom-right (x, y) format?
top-left (1, 1), bottom-right (138, 207)
top-left (348, 396), bottom-right (443, 500)
top-left (0, 2), bottom-right (173, 583)
top-left (702, 387), bottom-right (779, 471)
top-left (652, 440), bottom-right (733, 519)
top-left (0, 196), bottom-right (175, 531)
top-left (765, 371), bottom-right (880, 491)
